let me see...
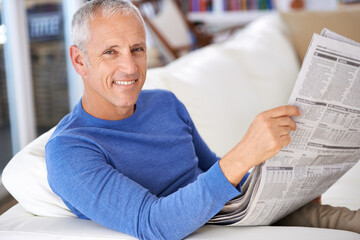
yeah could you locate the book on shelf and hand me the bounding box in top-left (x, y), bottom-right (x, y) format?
top-left (179, 0), bottom-right (274, 13)
top-left (339, 0), bottom-right (360, 3)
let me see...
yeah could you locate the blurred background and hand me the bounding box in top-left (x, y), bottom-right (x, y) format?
top-left (0, 0), bottom-right (358, 214)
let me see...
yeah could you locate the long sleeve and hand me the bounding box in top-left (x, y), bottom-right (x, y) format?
top-left (46, 136), bottom-right (240, 240)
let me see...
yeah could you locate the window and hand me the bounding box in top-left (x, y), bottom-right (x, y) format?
top-left (0, 0), bottom-right (13, 171)
top-left (26, 0), bottom-right (70, 135)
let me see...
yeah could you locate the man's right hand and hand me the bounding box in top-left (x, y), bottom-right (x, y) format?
top-left (219, 105), bottom-right (301, 187)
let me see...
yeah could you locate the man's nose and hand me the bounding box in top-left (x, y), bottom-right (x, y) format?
top-left (117, 53), bottom-right (138, 74)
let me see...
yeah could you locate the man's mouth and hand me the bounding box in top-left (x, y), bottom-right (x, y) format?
top-left (113, 80), bottom-right (137, 86)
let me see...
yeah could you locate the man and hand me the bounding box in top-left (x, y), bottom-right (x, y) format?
top-left (45, 0), bottom-right (359, 239)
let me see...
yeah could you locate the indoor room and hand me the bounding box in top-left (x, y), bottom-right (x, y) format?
top-left (0, 0), bottom-right (359, 239)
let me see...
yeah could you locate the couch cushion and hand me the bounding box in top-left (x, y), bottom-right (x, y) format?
top-left (2, 128), bottom-right (76, 218)
top-left (280, 7), bottom-right (360, 62)
top-left (1, 204), bottom-right (359, 240)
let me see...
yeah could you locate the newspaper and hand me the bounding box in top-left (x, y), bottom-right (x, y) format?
top-left (209, 29), bottom-right (360, 226)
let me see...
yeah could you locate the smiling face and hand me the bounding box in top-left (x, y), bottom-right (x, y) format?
top-left (71, 13), bottom-right (147, 120)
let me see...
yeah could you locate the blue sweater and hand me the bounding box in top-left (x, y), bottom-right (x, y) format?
top-left (46, 90), bottom-right (246, 240)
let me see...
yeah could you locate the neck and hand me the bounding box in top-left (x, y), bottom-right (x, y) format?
top-left (81, 95), bottom-right (135, 121)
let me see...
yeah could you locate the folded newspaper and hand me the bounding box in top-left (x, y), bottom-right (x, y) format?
top-left (209, 29), bottom-right (360, 226)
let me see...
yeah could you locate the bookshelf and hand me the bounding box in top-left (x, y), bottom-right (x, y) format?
top-left (187, 10), bottom-right (272, 29)
top-left (180, 0), bottom-right (275, 13)
top-left (180, 0), bottom-right (275, 30)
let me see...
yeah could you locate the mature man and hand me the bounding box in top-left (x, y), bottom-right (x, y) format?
top-left (45, 0), bottom-right (359, 239)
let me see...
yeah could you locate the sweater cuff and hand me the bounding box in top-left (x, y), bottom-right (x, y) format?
top-left (202, 161), bottom-right (241, 204)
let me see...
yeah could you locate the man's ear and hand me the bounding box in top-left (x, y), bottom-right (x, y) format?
top-left (69, 45), bottom-right (87, 76)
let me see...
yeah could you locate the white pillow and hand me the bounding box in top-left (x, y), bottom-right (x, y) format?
top-left (2, 13), bottom-right (299, 217)
top-left (2, 128), bottom-right (76, 217)
top-left (144, 13), bottom-right (300, 156)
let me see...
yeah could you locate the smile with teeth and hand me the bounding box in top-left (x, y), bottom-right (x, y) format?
top-left (113, 80), bottom-right (137, 86)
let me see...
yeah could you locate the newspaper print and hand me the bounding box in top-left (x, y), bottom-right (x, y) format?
top-left (209, 30), bottom-right (360, 225)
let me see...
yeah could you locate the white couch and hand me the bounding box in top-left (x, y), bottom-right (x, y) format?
top-left (1, 13), bottom-right (360, 240)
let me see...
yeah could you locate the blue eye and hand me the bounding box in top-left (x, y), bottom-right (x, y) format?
top-left (131, 47), bottom-right (145, 53)
top-left (104, 50), bottom-right (115, 55)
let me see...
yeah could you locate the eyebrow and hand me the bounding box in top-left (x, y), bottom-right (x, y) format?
top-left (103, 42), bottom-right (146, 50)
top-left (103, 45), bottom-right (120, 50)
top-left (132, 42), bottom-right (146, 48)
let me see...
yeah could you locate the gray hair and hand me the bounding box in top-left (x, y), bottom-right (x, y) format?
top-left (71, 0), bottom-right (144, 55)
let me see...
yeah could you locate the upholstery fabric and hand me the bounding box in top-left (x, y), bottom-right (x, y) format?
top-left (2, 128), bottom-right (75, 217)
top-left (1, 204), bottom-right (359, 240)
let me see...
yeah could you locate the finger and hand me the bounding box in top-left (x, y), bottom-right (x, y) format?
top-left (279, 134), bottom-right (292, 147)
top-left (311, 196), bottom-right (322, 204)
top-left (264, 105), bottom-right (301, 118)
top-left (278, 127), bottom-right (291, 137)
top-left (276, 117), bottom-right (297, 131)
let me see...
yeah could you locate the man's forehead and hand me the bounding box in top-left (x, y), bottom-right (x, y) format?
top-left (86, 13), bottom-right (146, 48)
